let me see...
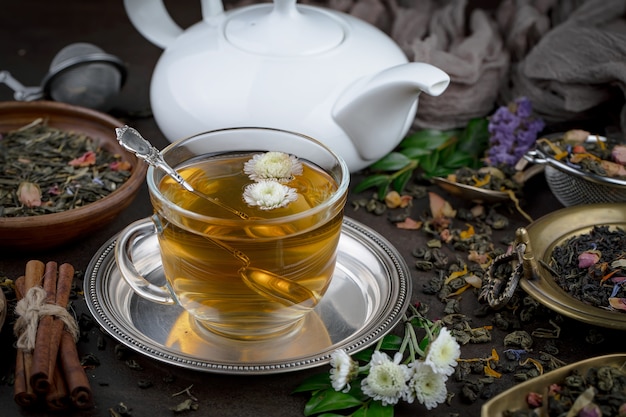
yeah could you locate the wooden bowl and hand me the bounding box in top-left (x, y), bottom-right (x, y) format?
top-left (0, 101), bottom-right (147, 251)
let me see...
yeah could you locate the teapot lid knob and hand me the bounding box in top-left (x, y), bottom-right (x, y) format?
top-left (225, 0), bottom-right (345, 56)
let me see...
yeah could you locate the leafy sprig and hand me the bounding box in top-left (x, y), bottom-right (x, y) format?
top-left (354, 118), bottom-right (489, 200)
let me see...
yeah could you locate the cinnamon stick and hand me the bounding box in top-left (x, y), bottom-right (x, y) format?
top-left (45, 361), bottom-right (70, 411)
top-left (30, 262), bottom-right (75, 394)
top-left (13, 276), bottom-right (36, 407)
top-left (30, 261), bottom-right (58, 394)
top-left (24, 260), bottom-right (45, 291)
top-left (59, 331), bottom-right (93, 409)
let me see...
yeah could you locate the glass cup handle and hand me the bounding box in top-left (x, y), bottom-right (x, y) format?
top-left (114, 217), bottom-right (176, 305)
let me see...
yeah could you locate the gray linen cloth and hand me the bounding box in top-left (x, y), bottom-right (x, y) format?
top-left (244, 0), bottom-right (626, 136)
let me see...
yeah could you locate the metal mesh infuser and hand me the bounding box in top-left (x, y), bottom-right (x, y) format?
top-left (544, 165), bottom-right (626, 207)
top-left (525, 133), bottom-right (626, 207)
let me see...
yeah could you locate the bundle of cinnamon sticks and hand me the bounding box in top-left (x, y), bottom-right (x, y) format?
top-left (13, 260), bottom-right (93, 411)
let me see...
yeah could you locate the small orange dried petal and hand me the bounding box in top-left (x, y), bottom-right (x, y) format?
top-left (459, 224), bottom-right (475, 240)
top-left (68, 151), bottom-right (97, 167)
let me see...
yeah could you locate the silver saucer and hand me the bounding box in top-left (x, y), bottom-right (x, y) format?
top-left (84, 217), bottom-right (412, 375)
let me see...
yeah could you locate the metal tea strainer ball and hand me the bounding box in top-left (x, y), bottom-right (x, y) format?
top-left (0, 42), bottom-right (127, 111)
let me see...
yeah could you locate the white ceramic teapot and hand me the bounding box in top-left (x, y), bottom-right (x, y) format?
top-left (124, 0), bottom-right (450, 171)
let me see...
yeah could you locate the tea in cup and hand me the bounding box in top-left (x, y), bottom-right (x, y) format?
top-left (115, 128), bottom-right (349, 340)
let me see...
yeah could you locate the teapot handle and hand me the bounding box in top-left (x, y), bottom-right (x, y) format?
top-left (124, 0), bottom-right (224, 49)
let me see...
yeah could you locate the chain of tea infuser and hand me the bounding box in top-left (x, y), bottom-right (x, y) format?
top-left (480, 242), bottom-right (526, 309)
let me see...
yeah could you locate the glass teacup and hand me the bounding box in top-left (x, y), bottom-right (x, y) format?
top-left (115, 127), bottom-right (349, 340)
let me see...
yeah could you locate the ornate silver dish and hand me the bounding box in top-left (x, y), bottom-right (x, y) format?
top-left (84, 217), bottom-right (412, 374)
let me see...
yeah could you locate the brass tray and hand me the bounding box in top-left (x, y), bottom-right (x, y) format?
top-left (84, 217), bottom-right (412, 375)
top-left (521, 203), bottom-right (626, 330)
top-left (482, 353), bottom-right (626, 417)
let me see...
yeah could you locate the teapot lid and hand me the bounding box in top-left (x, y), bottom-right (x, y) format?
top-left (224, 0), bottom-right (345, 56)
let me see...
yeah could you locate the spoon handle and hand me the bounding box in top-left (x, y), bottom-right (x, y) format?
top-left (115, 125), bottom-right (250, 220)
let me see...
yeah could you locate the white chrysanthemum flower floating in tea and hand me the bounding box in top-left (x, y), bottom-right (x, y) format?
top-left (242, 180), bottom-right (298, 210)
top-left (242, 152), bottom-right (302, 210)
top-left (244, 151), bottom-right (303, 183)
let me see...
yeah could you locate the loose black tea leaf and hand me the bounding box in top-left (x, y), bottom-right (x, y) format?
top-left (549, 225), bottom-right (626, 312)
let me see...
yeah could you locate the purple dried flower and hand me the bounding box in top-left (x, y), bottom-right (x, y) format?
top-left (486, 97), bottom-right (545, 167)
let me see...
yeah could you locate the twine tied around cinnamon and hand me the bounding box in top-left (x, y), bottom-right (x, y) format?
top-left (13, 286), bottom-right (79, 352)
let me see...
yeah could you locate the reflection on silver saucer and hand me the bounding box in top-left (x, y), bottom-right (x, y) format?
top-left (84, 217), bottom-right (412, 375)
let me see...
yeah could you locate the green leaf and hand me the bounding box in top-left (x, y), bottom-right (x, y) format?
top-left (391, 170), bottom-right (412, 194)
top-left (379, 334), bottom-right (403, 351)
top-left (457, 117), bottom-right (489, 158)
top-left (293, 373), bottom-right (333, 393)
top-left (352, 400), bottom-right (394, 417)
top-left (353, 175), bottom-right (390, 194)
top-left (418, 151), bottom-right (440, 174)
top-left (399, 147), bottom-right (430, 159)
top-left (304, 389), bottom-right (364, 416)
top-left (369, 152), bottom-right (412, 171)
top-left (442, 151), bottom-right (475, 169)
top-left (399, 129), bottom-right (458, 151)
top-left (352, 348), bottom-right (374, 363)
top-left (376, 184), bottom-right (390, 201)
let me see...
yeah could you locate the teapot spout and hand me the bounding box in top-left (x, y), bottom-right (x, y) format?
top-left (332, 63), bottom-right (449, 162)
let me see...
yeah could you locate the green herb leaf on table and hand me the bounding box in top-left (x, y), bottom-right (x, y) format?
top-left (356, 118), bottom-right (489, 199)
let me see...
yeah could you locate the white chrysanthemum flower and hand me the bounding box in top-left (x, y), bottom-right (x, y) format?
top-left (329, 349), bottom-right (358, 392)
top-left (244, 151), bottom-right (303, 183)
top-left (242, 180), bottom-right (298, 210)
top-left (407, 361), bottom-right (448, 410)
top-left (424, 327), bottom-right (461, 376)
top-left (361, 351), bottom-right (410, 406)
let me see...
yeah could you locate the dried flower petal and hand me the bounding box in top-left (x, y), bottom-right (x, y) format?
top-left (526, 392), bottom-right (543, 408)
top-left (609, 298), bottom-right (626, 311)
top-left (612, 144), bottom-right (626, 165)
top-left (396, 217), bottom-right (422, 230)
top-left (600, 160), bottom-right (626, 177)
top-left (109, 160), bottom-right (132, 171)
top-left (68, 150), bottom-right (97, 167)
top-left (17, 181), bottom-right (42, 207)
top-left (578, 250), bottom-right (601, 268)
top-left (563, 129), bottom-right (590, 144)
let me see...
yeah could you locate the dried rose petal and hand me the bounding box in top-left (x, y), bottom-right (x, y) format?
top-left (563, 129), bottom-right (590, 143)
top-left (428, 192), bottom-right (456, 219)
top-left (578, 403), bottom-right (602, 417)
top-left (526, 391), bottom-right (543, 408)
top-left (612, 144), bottom-right (626, 165)
top-left (17, 181), bottom-right (42, 207)
top-left (395, 217), bottom-right (422, 230)
top-left (600, 160), bottom-right (626, 177)
top-left (609, 298), bottom-right (626, 310)
top-left (109, 160), bottom-right (132, 171)
top-left (68, 151), bottom-right (97, 167)
top-left (578, 250), bottom-right (601, 268)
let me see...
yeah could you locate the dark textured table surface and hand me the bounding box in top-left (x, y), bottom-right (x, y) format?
top-left (1, 1), bottom-right (624, 417)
